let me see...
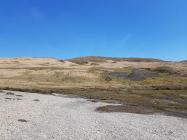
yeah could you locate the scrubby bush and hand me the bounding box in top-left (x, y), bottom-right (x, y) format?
top-left (105, 76), bottom-right (112, 82)
top-left (90, 63), bottom-right (99, 65)
top-left (75, 61), bottom-right (89, 65)
top-left (58, 60), bottom-right (64, 62)
top-left (153, 66), bottom-right (176, 74)
top-left (100, 71), bottom-right (112, 82)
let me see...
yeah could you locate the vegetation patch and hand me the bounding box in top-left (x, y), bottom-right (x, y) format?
top-left (58, 60), bottom-right (64, 63)
top-left (68, 56), bottom-right (164, 63)
top-left (96, 105), bottom-right (155, 114)
top-left (109, 69), bottom-right (159, 81)
top-left (143, 76), bottom-right (187, 89)
top-left (151, 66), bottom-right (177, 74)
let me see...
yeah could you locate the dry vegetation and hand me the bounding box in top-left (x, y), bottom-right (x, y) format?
top-left (0, 57), bottom-right (187, 117)
top-left (68, 56), bottom-right (165, 64)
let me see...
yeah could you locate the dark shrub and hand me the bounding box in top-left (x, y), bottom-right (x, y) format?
top-left (105, 76), bottom-right (112, 82)
top-left (153, 66), bottom-right (176, 74)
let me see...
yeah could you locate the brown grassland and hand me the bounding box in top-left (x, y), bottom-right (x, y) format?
top-left (0, 57), bottom-right (187, 117)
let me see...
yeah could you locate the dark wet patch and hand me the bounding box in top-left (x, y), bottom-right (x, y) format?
top-left (33, 99), bottom-right (40, 102)
top-left (16, 95), bottom-right (23, 97)
top-left (18, 119), bottom-right (28, 122)
top-left (129, 69), bottom-right (158, 81)
top-left (88, 99), bottom-right (98, 103)
top-left (5, 98), bottom-right (22, 101)
top-left (109, 72), bottom-right (129, 79)
top-left (152, 66), bottom-right (177, 74)
top-left (96, 105), bottom-right (155, 114)
top-left (168, 131), bottom-right (173, 134)
top-left (6, 92), bottom-right (15, 95)
top-left (161, 108), bottom-right (187, 118)
top-left (0, 90), bottom-right (6, 93)
top-left (96, 105), bottom-right (187, 118)
top-left (5, 98), bottom-right (12, 100)
top-left (109, 69), bottom-right (159, 81)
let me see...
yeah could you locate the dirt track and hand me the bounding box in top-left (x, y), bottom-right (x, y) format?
top-left (0, 91), bottom-right (187, 140)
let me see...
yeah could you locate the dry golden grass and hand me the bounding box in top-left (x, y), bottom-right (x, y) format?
top-left (0, 57), bottom-right (186, 117)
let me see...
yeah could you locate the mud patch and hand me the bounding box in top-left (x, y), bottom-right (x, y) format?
top-left (4, 98), bottom-right (12, 100)
top-left (109, 69), bottom-right (159, 81)
top-left (16, 95), bottom-right (23, 97)
top-left (96, 105), bottom-right (155, 114)
top-left (5, 98), bottom-right (22, 101)
top-left (96, 105), bottom-right (187, 118)
top-left (33, 99), bottom-right (40, 102)
top-left (6, 92), bottom-right (15, 95)
top-left (18, 119), bottom-right (28, 122)
top-left (88, 99), bottom-right (98, 103)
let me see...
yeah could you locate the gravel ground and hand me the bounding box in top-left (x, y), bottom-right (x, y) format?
top-left (0, 91), bottom-right (187, 140)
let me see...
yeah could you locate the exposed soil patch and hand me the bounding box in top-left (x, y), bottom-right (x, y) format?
top-left (18, 119), bottom-right (28, 122)
top-left (6, 92), bottom-right (15, 95)
top-left (109, 69), bottom-right (159, 81)
top-left (161, 108), bottom-right (187, 118)
top-left (5, 97), bottom-right (22, 101)
top-left (96, 105), bottom-right (155, 114)
top-left (96, 104), bottom-right (187, 118)
top-left (129, 69), bottom-right (159, 80)
top-left (109, 72), bottom-right (129, 79)
top-left (88, 99), bottom-right (98, 103)
top-left (33, 99), bottom-right (40, 102)
top-left (16, 95), bottom-right (23, 97)
top-left (152, 66), bottom-right (177, 74)
top-left (4, 98), bottom-right (12, 100)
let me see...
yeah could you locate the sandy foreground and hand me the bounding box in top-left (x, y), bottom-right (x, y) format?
top-left (0, 91), bottom-right (186, 140)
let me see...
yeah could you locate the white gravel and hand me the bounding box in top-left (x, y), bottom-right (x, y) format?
top-left (0, 91), bottom-right (186, 140)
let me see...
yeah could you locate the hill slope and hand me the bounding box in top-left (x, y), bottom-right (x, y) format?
top-left (0, 57), bottom-right (186, 117)
top-left (68, 56), bottom-right (165, 64)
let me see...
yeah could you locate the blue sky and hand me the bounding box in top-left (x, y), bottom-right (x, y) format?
top-left (0, 0), bottom-right (186, 61)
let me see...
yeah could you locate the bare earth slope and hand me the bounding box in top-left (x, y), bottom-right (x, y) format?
top-left (0, 91), bottom-right (187, 140)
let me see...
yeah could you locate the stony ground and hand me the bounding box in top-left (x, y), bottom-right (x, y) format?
top-left (0, 91), bottom-right (186, 140)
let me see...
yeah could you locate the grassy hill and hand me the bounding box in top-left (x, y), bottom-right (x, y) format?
top-left (0, 57), bottom-right (186, 117)
top-left (68, 56), bottom-right (165, 64)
